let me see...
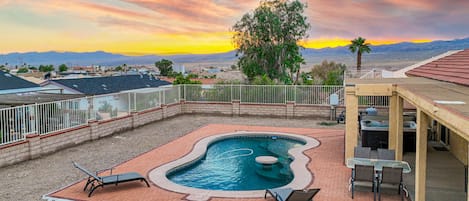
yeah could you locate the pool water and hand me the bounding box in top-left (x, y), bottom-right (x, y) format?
top-left (166, 136), bottom-right (305, 191)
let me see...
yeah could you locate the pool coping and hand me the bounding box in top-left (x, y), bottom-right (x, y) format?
top-left (148, 131), bottom-right (320, 200)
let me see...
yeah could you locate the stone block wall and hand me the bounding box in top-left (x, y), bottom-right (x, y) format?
top-left (0, 100), bottom-right (342, 167)
top-left (240, 104), bottom-right (287, 117)
top-left (40, 126), bottom-right (91, 154)
top-left (182, 102), bottom-right (233, 115)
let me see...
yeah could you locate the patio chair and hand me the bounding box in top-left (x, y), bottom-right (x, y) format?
top-left (265, 187), bottom-right (320, 201)
top-left (72, 162), bottom-right (150, 197)
top-left (377, 148), bottom-right (395, 160)
top-left (350, 165), bottom-right (376, 200)
top-left (354, 147), bottom-right (371, 159)
top-left (378, 167), bottom-right (405, 201)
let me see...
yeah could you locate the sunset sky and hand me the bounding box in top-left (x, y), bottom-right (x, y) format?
top-left (1, 0), bottom-right (468, 55)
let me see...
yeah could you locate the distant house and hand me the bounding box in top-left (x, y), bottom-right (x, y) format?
top-left (405, 49), bottom-right (469, 86)
top-left (0, 71), bottom-right (84, 107)
top-left (0, 71), bottom-right (42, 95)
top-left (41, 74), bottom-right (172, 95)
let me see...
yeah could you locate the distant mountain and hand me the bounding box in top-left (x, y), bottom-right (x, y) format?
top-left (1, 37), bottom-right (468, 70)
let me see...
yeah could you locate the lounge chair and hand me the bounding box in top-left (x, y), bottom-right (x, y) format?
top-left (350, 165), bottom-right (376, 200)
top-left (72, 162), bottom-right (150, 197)
top-left (265, 187), bottom-right (320, 201)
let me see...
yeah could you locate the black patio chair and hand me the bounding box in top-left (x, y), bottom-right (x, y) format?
top-left (354, 147), bottom-right (371, 159)
top-left (378, 167), bottom-right (405, 201)
top-left (265, 187), bottom-right (320, 201)
top-left (377, 148), bottom-right (395, 160)
top-left (72, 162), bottom-right (150, 197)
top-left (350, 165), bottom-right (376, 200)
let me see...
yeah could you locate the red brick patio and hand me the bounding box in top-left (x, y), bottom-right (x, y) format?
top-left (47, 124), bottom-right (404, 201)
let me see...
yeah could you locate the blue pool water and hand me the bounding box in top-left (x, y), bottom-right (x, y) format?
top-left (167, 136), bottom-right (305, 190)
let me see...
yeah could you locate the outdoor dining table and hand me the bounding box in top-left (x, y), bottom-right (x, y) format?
top-left (346, 158), bottom-right (412, 173)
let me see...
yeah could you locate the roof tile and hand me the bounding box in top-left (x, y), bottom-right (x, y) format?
top-left (406, 49), bottom-right (469, 86)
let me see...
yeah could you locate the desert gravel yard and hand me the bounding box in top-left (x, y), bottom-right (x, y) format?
top-left (0, 115), bottom-right (343, 201)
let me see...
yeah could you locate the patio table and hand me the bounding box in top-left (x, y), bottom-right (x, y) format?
top-left (346, 158), bottom-right (412, 173)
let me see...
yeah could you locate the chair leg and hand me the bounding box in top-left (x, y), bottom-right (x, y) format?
top-left (373, 182), bottom-right (376, 201)
top-left (378, 182), bottom-right (381, 201)
top-left (88, 184), bottom-right (103, 197)
top-left (142, 178), bottom-right (150, 187)
top-left (84, 177), bottom-right (95, 191)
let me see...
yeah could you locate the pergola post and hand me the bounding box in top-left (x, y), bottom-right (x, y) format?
top-left (345, 86), bottom-right (359, 161)
top-left (415, 108), bottom-right (429, 201)
top-left (389, 94), bottom-right (404, 160)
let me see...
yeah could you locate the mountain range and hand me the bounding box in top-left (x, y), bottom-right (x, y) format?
top-left (1, 38), bottom-right (469, 70)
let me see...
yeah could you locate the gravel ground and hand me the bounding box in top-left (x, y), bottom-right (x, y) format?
top-left (0, 115), bottom-right (344, 201)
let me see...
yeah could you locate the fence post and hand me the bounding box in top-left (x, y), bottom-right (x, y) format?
top-left (178, 85), bottom-right (181, 102)
top-left (159, 90), bottom-right (162, 107)
top-left (294, 85), bottom-right (297, 104)
top-left (239, 85), bottom-right (242, 103)
top-left (34, 103), bottom-right (39, 135)
top-left (284, 85), bottom-right (287, 104)
top-left (128, 92), bottom-right (131, 114)
top-left (184, 84), bottom-right (187, 101)
top-left (163, 89), bottom-right (166, 105)
top-left (133, 92), bottom-right (137, 112)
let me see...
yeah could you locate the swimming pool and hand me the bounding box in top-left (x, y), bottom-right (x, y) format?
top-left (149, 131), bottom-right (319, 199)
top-left (167, 136), bottom-right (304, 190)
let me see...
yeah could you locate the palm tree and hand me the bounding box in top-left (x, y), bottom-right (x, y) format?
top-left (348, 37), bottom-right (371, 71)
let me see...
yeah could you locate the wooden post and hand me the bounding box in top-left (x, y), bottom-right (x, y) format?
top-left (415, 109), bottom-right (428, 201)
top-left (345, 86), bottom-right (359, 161)
top-left (395, 96), bottom-right (404, 160)
top-left (389, 93), bottom-right (397, 151)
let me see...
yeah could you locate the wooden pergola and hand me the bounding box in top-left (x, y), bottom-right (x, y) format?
top-left (345, 77), bottom-right (469, 201)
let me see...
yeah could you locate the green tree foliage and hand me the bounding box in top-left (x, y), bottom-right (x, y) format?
top-left (310, 60), bottom-right (346, 85)
top-left (172, 74), bottom-right (202, 85)
top-left (0, 65), bottom-right (9, 73)
top-left (300, 72), bottom-right (313, 85)
top-left (17, 67), bottom-right (29, 73)
top-left (232, 0), bottom-right (310, 84)
top-left (155, 59), bottom-right (174, 76)
top-left (252, 74), bottom-right (276, 85)
top-left (58, 64), bottom-right (68, 72)
top-left (115, 66), bottom-right (123, 71)
top-left (349, 37), bottom-right (371, 71)
top-left (38, 65), bottom-right (54, 72)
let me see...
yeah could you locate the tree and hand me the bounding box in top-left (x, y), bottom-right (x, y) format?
top-left (58, 64), bottom-right (68, 72)
top-left (232, 0), bottom-right (310, 84)
top-left (17, 67), bottom-right (29, 73)
top-left (172, 74), bottom-right (202, 85)
top-left (310, 60), bottom-right (346, 85)
top-left (348, 37), bottom-right (371, 71)
top-left (252, 74), bottom-right (276, 85)
top-left (115, 66), bottom-right (123, 71)
top-left (39, 65), bottom-right (54, 72)
top-left (155, 59), bottom-right (173, 76)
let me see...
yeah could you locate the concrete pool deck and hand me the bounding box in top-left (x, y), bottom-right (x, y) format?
top-left (44, 122), bottom-right (405, 201)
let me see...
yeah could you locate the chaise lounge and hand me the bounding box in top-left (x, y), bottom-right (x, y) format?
top-left (72, 162), bottom-right (150, 197)
top-left (265, 187), bottom-right (320, 201)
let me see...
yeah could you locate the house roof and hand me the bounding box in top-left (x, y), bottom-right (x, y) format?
top-left (0, 71), bottom-right (40, 90)
top-left (47, 74), bottom-right (172, 95)
top-left (406, 49), bottom-right (469, 86)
